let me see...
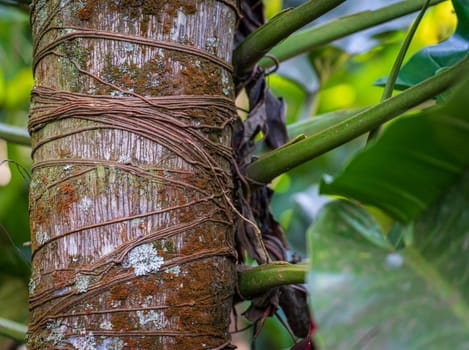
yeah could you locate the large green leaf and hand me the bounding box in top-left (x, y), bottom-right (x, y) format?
top-left (307, 174), bottom-right (469, 349)
top-left (320, 76), bottom-right (469, 222)
top-left (393, 0), bottom-right (469, 89)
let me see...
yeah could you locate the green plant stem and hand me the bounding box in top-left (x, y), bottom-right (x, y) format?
top-left (0, 123), bottom-right (31, 146)
top-left (255, 109), bottom-right (362, 156)
top-left (368, 0), bottom-right (431, 142)
top-left (246, 53), bottom-right (469, 184)
top-left (238, 262), bottom-right (307, 298)
top-left (233, 0), bottom-right (345, 78)
top-left (0, 317), bottom-right (27, 341)
top-left (259, 0), bottom-right (446, 69)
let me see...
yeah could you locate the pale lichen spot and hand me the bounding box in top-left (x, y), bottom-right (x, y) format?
top-left (124, 243), bottom-right (164, 276)
top-left (75, 274), bottom-right (92, 293)
top-left (145, 295), bottom-right (153, 305)
top-left (99, 319), bottom-right (112, 330)
top-left (165, 265), bottom-right (181, 277)
top-left (124, 42), bottom-right (134, 53)
top-left (30, 178), bottom-right (38, 189)
top-left (36, 230), bottom-right (49, 245)
top-left (205, 37), bottom-right (218, 54)
top-left (28, 278), bottom-right (37, 293)
top-left (98, 337), bottom-right (126, 350)
top-left (130, 218), bottom-right (145, 228)
top-left (221, 70), bottom-right (232, 96)
top-left (101, 242), bottom-right (115, 256)
top-left (136, 310), bottom-right (162, 329)
top-left (117, 154), bottom-right (132, 164)
top-left (79, 196), bottom-right (92, 212)
top-left (69, 331), bottom-right (96, 350)
top-left (110, 90), bottom-right (124, 97)
top-left (46, 320), bottom-right (67, 346)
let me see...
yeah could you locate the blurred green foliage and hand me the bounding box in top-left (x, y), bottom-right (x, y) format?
top-left (267, 0), bottom-right (458, 254)
top-left (0, 4), bottom-right (32, 348)
top-left (308, 173), bottom-right (469, 349)
top-left (257, 0), bottom-right (463, 348)
top-left (0, 4), bottom-right (32, 270)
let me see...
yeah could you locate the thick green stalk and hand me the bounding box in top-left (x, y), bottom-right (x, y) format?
top-left (0, 122), bottom-right (31, 146)
top-left (383, 0), bottom-right (432, 100)
top-left (0, 317), bottom-right (27, 341)
top-left (233, 0), bottom-right (345, 78)
top-left (368, 0), bottom-right (431, 142)
top-left (255, 109), bottom-right (361, 156)
top-left (238, 262), bottom-right (307, 298)
top-left (247, 53), bottom-right (469, 184)
top-left (259, 0), bottom-right (446, 69)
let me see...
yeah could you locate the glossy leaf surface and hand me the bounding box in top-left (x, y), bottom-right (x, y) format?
top-left (308, 179), bottom-right (469, 349)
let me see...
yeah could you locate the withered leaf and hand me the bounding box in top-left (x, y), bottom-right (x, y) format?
top-left (279, 285), bottom-right (311, 338)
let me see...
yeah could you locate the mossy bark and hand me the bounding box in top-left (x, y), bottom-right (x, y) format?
top-left (28, 1), bottom-right (238, 349)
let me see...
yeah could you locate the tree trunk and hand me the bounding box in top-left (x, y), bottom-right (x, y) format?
top-left (28, 1), bottom-right (239, 348)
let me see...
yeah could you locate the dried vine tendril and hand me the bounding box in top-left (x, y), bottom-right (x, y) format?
top-left (28, 89), bottom-right (239, 336)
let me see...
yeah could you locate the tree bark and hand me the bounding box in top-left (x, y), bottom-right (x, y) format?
top-left (28, 1), bottom-right (239, 348)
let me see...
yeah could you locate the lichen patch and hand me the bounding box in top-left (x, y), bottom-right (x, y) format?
top-left (123, 243), bottom-right (164, 276)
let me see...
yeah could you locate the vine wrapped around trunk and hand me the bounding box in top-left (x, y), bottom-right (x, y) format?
top-left (28, 1), bottom-right (239, 348)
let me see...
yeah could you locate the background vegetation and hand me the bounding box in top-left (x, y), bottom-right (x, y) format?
top-left (0, 5), bottom-right (32, 348)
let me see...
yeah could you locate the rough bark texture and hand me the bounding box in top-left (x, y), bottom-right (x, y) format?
top-left (28, 1), bottom-right (238, 349)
